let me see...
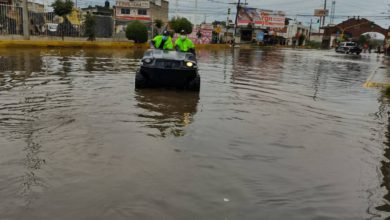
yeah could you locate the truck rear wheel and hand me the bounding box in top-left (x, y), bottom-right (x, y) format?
top-left (135, 70), bottom-right (148, 89)
top-left (188, 74), bottom-right (201, 91)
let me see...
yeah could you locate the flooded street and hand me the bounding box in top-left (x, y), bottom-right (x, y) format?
top-left (0, 47), bottom-right (389, 219)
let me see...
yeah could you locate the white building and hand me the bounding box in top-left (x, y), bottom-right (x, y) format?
top-left (284, 20), bottom-right (310, 46)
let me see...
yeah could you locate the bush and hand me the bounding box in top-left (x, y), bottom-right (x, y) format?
top-left (154, 19), bottom-right (163, 29)
top-left (169, 17), bottom-right (193, 34)
top-left (125, 21), bottom-right (148, 43)
top-left (84, 13), bottom-right (96, 41)
top-left (298, 35), bottom-right (306, 46)
top-left (306, 40), bottom-right (321, 49)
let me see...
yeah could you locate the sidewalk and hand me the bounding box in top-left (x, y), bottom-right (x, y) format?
top-left (0, 39), bottom-right (148, 49)
top-left (364, 65), bottom-right (390, 88)
top-left (0, 39), bottom-right (230, 49)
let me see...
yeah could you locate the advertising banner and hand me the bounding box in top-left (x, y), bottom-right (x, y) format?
top-left (314, 9), bottom-right (329, 17)
top-left (237, 7), bottom-right (285, 29)
top-left (116, 1), bottom-right (150, 8)
top-left (173, 26), bottom-right (213, 44)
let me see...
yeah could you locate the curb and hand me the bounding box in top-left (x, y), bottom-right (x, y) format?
top-left (0, 40), bottom-right (230, 50)
top-left (0, 40), bottom-right (148, 49)
top-left (364, 66), bottom-right (390, 88)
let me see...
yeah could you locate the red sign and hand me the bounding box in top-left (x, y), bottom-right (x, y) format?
top-left (115, 16), bottom-right (151, 21)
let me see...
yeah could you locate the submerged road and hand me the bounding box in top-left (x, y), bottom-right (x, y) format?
top-left (0, 48), bottom-right (389, 219)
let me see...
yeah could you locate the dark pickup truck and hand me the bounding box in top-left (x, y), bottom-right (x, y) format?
top-left (135, 49), bottom-right (200, 91)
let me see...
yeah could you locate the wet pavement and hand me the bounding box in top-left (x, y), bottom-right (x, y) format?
top-left (365, 62), bottom-right (390, 88)
top-left (0, 48), bottom-right (389, 219)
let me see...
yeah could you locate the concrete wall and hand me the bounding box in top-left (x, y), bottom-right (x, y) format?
top-left (150, 0), bottom-right (169, 23)
top-left (310, 34), bottom-right (323, 43)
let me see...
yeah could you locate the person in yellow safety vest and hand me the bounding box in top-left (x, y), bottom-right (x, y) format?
top-left (175, 30), bottom-right (196, 55)
top-left (152, 30), bottom-right (173, 50)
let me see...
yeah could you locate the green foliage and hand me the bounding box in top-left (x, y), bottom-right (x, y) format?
top-left (358, 34), bottom-right (371, 45)
top-left (298, 34), bottom-right (306, 46)
top-left (125, 21), bottom-right (148, 43)
top-left (169, 17), bottom-right (193, 34)
top-left (212, 20), bottom-right (226, 27)
top-left (51, 0), bottom-right (74, 17)
top-left (306, 40), bottom-right (321, 49)
top-left (154, 19), bottom-right (163, 29)
top-left (84, 13), bottom-right (96, 41)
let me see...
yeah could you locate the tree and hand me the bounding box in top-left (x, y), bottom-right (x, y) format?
top-left (84, 13), bottom-right (96, 41)
top-left (153, 19), bottom-right (163, 37)
top-left (154, 19), bottom-right (163, 29)
top-left (126, 21), bottom-right (148, 43)
top-left (169, 17), bottom-right (193, 34)
top-left (298, 34), bottom-right (306, 46)
top-left (358, 34), bottom-right (369, 45)
top-left (51, 0), bottom-right (74, 40)
top-left (212, 20), bottom-right (226, 27)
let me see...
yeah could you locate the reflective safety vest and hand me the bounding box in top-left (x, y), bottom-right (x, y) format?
top-left (175, 37), bottom-right (195, 52)
top-left (153, 35), bottom-right (173, 50)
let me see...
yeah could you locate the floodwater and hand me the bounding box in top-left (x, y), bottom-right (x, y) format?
top-left (0, 47), bottom-right (389, 220)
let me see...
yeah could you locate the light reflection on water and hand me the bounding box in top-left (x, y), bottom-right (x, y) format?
top-left (0, 48), bottom-right (389, 219)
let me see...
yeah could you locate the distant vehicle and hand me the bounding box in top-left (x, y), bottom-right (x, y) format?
top-left (335, 42), bottom-right (362, 55)
top-left (135, 49), bottom-right (200, 91)
top-left (47, 23), bottom-right (58, 32)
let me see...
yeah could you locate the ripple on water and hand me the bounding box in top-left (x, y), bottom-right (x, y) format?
top-left (0, 48), bottom-right (389, 219)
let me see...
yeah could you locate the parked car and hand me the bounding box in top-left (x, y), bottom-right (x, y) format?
top-left (135, 49), bottom-right (200, 91)
top-left (335, 42), bottom-right (362, 55)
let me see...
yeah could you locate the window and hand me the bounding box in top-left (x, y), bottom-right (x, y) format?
top-left (121, 8), bottom-right (130, 14)
top-left (138, 9), bottom-right (147, 15)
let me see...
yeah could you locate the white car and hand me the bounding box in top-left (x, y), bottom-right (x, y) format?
top-left (335, 42), bottom-right (362, 55)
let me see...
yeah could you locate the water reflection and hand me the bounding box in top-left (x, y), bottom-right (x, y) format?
top-left (21, 131), bottom-right (46, 208)
top-left (0, 48), bottom-right (389, 219)
top-left (231, 48), bottom-right (285, 83)
top-left (0, 49), bottom-right (43, 90)
top-left (376, 91), bottom-right (390, 214)
top-left (135, 90), bottom-right (199, 137)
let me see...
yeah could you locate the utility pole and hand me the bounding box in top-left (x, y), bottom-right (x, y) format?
top-left (308, 19), bottom-right (313, 41)
top-left (22, 0), bottom-right (29, 40)
top-left (175, 0), bottom-right (178, 17)
top-left (227, 8), bottom-right (231, 28)
top-left (322, 0), bottom-right (327, 27)
top-left (330, 0), bottom-right (336, 25)
top-left (194, 0), bottom-right (198, 24)
top-left (233, 0), bottom-right (241, 39)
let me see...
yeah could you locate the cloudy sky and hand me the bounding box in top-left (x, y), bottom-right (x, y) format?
top-left (44, 0), bottom-right (389, 30)
top-left (167, 0), bottom-right (390, 29)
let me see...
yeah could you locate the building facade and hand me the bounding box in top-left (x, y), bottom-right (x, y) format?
top-left (284, 20), bottom-right (310, 46)
top-left (0, 0), bottom-right (11, 5)
top-left (114, 0), bottom-right (168, 34)
top-left (115, 0), bottom-right (168, 23)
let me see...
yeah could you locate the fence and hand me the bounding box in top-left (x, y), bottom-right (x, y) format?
top-left (0, 4), bottom-right (23, 35)
top-left (0, 4), bottom-right (115, 39)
